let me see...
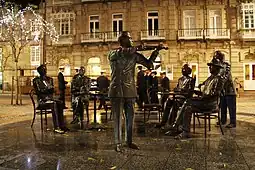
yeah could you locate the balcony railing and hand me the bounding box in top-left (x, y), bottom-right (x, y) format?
top-left (240, 29), bottom-right (255, 39)
top-left (105, 32), bottom-right (121, 42)
top-left (205, 28), bottom-right (230, 39)
top-left (140, 29), bottom-right (166, 40)
top-left (52, 35), bottom-right (73, 45)
top-left (81, 32), bottom-right (104, 43)
top-left (178, 29), bottom-right (203, 40)
top-left (53, 0), bottom-right (73, 5)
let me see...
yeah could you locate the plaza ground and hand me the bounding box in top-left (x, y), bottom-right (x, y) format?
top-left (0, 94), bottom-right (255, 169)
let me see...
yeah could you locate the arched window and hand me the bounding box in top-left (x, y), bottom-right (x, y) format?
top-left (87, 57), bottom-right (101, 78)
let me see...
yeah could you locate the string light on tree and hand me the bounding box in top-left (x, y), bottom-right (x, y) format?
top-left (0, 2), bottom-right (59, 105)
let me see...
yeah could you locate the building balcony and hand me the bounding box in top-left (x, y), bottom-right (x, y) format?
top-left (53, 0), bottom-right (73, 5)
top-left (140, 29), bottom-right (166, 40)
top-left (177, 29), bottom-right (203, 40)
top-left (81, 32), bottom-right (104, 43)
top-left (240, 29), bottom-right (255, 39)
top-left (205, 28), bottom-right (230, 39)
top-left (105, 32), bottom-right (120, 42)
top-left (52, 35), bottom-right (73, 45)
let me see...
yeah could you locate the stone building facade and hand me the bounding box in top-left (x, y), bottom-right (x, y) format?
top-left (1, 0), bottom-right (255, 91)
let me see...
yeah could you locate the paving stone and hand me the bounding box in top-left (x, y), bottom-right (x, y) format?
top-left (0, 96), bottom-right (254, 169)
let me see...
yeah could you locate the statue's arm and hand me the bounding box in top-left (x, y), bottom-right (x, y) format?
top-left (136, 50), bottom-right (159, 69)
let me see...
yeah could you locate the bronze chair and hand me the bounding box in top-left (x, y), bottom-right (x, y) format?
top-left (29, 89), bottom-right (52, 131)
top-left (192, 97), bottom-right (224, 138)
top-left (143, 90), bottom-right (162, 124)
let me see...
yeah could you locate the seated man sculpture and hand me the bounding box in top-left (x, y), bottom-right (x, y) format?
top-left (156, 64), bottom-right (194, 129)
top-left (33, 64), bottom-right (68, 134)
top-left (71, 66), bottom-right (91, 124)
top-left (172, 58), bottom-right (224, 139)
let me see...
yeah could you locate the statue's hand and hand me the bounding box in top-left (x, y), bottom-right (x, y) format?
top-left (194, 90), bottom-right (202, 96)
top-left (197, 84), bottom-right (203, 89)
top-left (156, 44), bottom-right (164, 51)
top-left (156, 44), bottom-right (168, 51)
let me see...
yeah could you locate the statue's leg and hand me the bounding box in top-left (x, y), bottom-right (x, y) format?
top-left (52, 102), bottom-right (60, 128)
top-left (72, 97), bottom-right (78, 118)
top-left (101, 92), bottom-right (106, 110)
top-left (161, 98), bottom-right (173, 125)
top-left (180, 99), bottom-right (206, 138)
top-left (56, 100), bottom-right (65, 128)
top-left (79, 99), bottom-right (84, 121)
top-left (174, 100), bottom-right (189, 127)
top-left (84, 100), bottom-right (89, 122)
top-left (71, 97), bottom-right (82, 124)
top-left (111, 98), bottom-right (123, 145)
top-left (181, 106), bottom-right (193, 134)
top-left (74, 97), bottom-right (81, 118)
top-left (124, 98), bottom-right (135, 145)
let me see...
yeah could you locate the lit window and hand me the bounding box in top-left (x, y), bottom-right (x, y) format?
top-left (53, 12), bottom-right (75, 36)
top-left (147, 12), bottom-right (159, 36)
top-left (183, 10), bottom-right (196, 36)
top-left (241, 3), bottom-right (255, 29)
top-left (112, 14), bottom-right (123, 38)
top-left (89, 15), bottom-right (100, 38)
top-left (87, 57), bottom-right (101, 77)
top-left (31, 19), bottom-right (40, 32)
top-left (30, 46), bottom-right (40, 66)
top-left (189, 63), bottom-right (199, 86)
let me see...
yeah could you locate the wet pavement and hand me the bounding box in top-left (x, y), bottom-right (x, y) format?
top-left (0, 96), bottom-right (255, 170)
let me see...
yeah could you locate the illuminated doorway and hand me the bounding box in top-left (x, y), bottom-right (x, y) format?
top-left (87, 57), bottom-right (101, 78)
top-left (189, 63), bottom-right (198, 86)
top-left (244, 63), bottom-right (255, 90)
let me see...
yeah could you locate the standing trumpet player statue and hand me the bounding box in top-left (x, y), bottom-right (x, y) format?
top-left (108, 31), bottom-right (166, 152)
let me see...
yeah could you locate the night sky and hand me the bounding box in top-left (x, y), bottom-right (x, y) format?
top-left (6, 0), bottom-right (41, 7)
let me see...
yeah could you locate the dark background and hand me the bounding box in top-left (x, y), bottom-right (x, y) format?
top-left (5, 0), bottom-right (41, 7)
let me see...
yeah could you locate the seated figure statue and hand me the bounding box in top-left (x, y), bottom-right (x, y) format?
top-left (33, 64), bottom-right (68, 134)
top-left (172, 58), bottom-right (225, 139)
top-left (156, 64), bottom-right (195, 129)
top-left (71, 66), bottom-right (91, 124)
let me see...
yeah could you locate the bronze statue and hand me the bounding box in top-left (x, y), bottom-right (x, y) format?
top-left (214, 51), bottom-right (236, 128)
top-left (157, 64), bottom-right (194, 130)
top-left (173, 58), bottom-right (224, 139)
top-left (58, 66), bottom-right (68, 109)
top-left (71, 66), bottom-right (91, 124)
top-left (33, 64), bottom-right (68, 134)
top-left (96, 71), bottom-right (110, 110)
top-left (108, 31), bottom-right (166, 152)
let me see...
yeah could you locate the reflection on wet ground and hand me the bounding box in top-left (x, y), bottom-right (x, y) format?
top-left (0, 109), bottom-right (254, 170)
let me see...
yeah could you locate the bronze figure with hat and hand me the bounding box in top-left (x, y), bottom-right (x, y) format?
top-left (214, 51), bottom-right (237, 128)
top-left (167, 58), bottom-right (224, 139)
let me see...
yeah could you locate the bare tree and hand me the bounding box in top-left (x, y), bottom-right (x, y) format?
top-left (0, 3), bottom-right (58, 104)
